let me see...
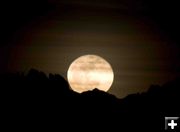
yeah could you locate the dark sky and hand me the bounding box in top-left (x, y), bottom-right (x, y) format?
top-left (1, 0), bottom-right (180, 98)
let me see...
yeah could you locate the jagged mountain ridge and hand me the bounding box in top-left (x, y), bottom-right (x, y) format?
top-left (0, 69), bottom-right (179, 131)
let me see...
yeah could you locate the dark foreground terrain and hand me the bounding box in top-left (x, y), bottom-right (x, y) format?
top-left (1, 69), bottom-right (180, 131)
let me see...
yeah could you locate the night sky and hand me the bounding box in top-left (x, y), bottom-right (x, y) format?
top-left (1, 0), bottom-right (180, 98)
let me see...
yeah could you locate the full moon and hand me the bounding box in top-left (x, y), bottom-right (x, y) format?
top-left (67, 55), bottom-right (114, 93)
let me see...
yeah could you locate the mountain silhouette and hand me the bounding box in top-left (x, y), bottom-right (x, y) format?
top-left (0, 69), bottom-right (179, 131)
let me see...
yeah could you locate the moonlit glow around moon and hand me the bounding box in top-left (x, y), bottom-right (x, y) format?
top-left (67, 55), bottom-right (114, 93)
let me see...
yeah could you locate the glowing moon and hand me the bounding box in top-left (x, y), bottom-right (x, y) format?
top-left (67, 55), bottom-right (114, 93)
